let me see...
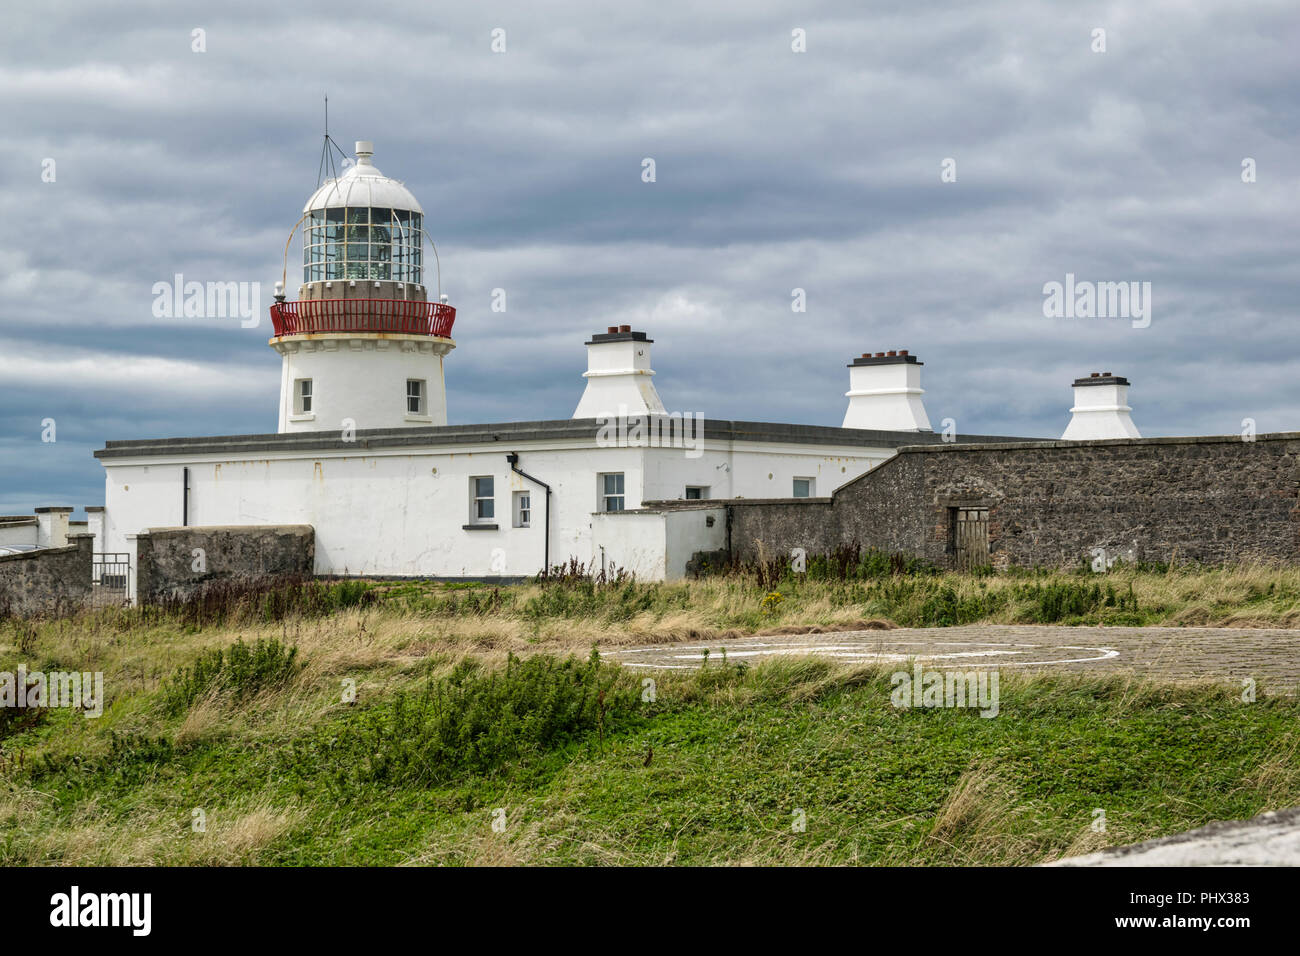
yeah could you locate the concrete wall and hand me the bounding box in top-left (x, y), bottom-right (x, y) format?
top-left (134, 525), bottom-right (315, 604)
top-left (728, 434), bottom-right (1300, 569)
top-left (0, 534), bottom-right (93, 616)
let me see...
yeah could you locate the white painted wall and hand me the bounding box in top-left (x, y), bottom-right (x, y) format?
top-left (0, 520), bottom-right (38, 549)
top-left (275, 334), bottom-right (452, 432)
top-left (590, 507), bottom-right (723, 581)
top-left (641, 443), bottom-right (888, 501)
top-left (591, 510), bottom-right (667, 579)
top-left (35, 510), bottom-right (71, 549)
top-left (85, 510), bottom-right (106, 555)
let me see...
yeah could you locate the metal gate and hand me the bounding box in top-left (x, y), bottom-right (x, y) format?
top-left (954, 507), bottom-right (989, 570)
top-left (92, 552), bottom-right (131, 607)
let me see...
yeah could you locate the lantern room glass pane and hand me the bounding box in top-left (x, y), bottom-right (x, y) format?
top-left (305, 207), bottom-right (425, 284)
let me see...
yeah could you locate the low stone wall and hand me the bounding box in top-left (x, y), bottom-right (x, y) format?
top-left (727, 433), bottom-right (1300, 569)
top-left (0, 534), bottom-right (94, 616)
top-left (135, 525), bottom-right (315, 604)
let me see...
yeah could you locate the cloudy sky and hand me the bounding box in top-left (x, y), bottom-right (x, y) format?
top-left (2, 0), bottom-right (1298, 515)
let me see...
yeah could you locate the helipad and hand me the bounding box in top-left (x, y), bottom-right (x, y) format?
top-left (608, 637), bottom-right (1118, 670)
top-left (604, 624), bottom-right (1300, 688)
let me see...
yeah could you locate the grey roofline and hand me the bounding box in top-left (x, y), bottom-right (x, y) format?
top-left (94, 418), bottom-right (1038, 460)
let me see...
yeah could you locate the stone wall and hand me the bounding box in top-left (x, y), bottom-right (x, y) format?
top-left (727, 434), bottom-right (1300, 569)
top-left (0, 534), bottom-right (94, 616)
top-left (135, 525), bottom-right (315, 604)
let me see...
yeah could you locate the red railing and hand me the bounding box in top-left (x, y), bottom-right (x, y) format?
top-left (269, 298), bottom-right (457, 338)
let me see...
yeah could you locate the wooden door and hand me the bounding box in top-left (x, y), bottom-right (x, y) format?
top-left (955, 507), bottom-right (989, 570)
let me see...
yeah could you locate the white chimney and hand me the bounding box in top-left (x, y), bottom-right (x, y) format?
top-left (842, 350), bottom-right (932, 432)
top-left (573, 326), bottom-right (667, 419)
top-left (85, 505), bottom-right (106, 553)
top-left (1062, 372), bottom-right (1141, 440)
top-left (35, 506), bottom-right (72, 549)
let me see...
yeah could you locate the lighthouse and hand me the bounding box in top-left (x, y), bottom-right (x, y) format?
top-left (269, 141), bottom-right (457, 433)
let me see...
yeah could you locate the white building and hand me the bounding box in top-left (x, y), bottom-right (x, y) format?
top-left (81, 141), bottom-right (1036, 584)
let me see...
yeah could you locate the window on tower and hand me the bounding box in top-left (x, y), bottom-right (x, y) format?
top-left (304, 207), bottom-right (422, 285)
top-left (294, 378), bottom-right (313, 415)
top-left (406, 379), bottom-right (425, 415)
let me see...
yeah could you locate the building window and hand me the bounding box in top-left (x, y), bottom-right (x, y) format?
top-left (600, 473), bottom-right (625, 512)
top-left (793, 477), bottom-right (813, 498)
top-left (684, 486), bottom-right (708, 500)
top-left (514, 491), bottom-right (531, 528)
top-left (295, 379), bottom-right (313, 414)
top-left (406, 378), bottom-right (426, 415)
top-left (471, 476), bottom-right (494, 522)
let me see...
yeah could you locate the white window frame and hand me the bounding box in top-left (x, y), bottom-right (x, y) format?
top-left (599, 473), bottom-right (626, 512)
top-left (470, 476), bottom-right (495, 523)
top-left (294, 378), bottom-right (313, 415)
top-left (406, 378), bottom-right (426, 415)
top-left (793, 477), bottom-right (814, 498)
top-left (513, 490), bottom-right (531, 528)
top-left (684, 485), bottom-right (709, 500)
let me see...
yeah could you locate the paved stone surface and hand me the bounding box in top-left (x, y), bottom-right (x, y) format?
top-left (606, 624), bottom-right (1300, 689)
top-left (1048, 807), bottom-right (1300, 866)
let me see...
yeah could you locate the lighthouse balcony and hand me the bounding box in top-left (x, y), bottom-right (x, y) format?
top-left (269, 298), bottom-right (456, 339)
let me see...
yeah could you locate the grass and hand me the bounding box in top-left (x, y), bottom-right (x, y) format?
top-left (1, 564), bottom-right (1299, 866)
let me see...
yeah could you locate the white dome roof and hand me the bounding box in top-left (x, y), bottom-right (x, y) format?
top-left (302, 141), bottom-right (423, 214)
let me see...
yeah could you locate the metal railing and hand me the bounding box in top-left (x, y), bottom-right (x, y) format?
top-left (92, 552), bottom-right (130, 607)
top-left (270, 298), bottom-right (457, 338)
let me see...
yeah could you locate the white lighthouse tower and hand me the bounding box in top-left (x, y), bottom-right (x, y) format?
top-left (270, 141), bottom-right (457, 433)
